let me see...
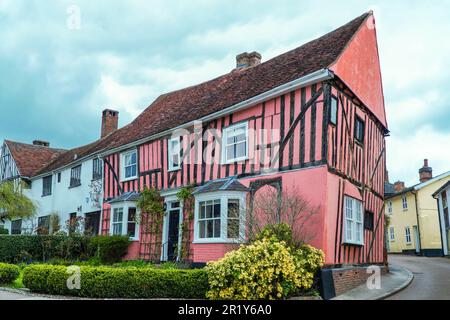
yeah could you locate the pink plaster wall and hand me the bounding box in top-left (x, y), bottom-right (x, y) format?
top-left (330, 13), bottom-right (387, 128)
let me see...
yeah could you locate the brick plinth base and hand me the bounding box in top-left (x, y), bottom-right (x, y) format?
top-left (331, 265), bottom-right (387, 296)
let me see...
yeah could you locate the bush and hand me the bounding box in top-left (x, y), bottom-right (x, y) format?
top-left (88, 236), bottom-right (130, 264)
top-left (0, 263), bottom-right (20, 284)
top-left (205, 238), bottom-right (324, 300)
top-left (0, 228), bottom-right (8, 235)
top-left (254, 223), bottom-right (294, 246)
top-left (0, 235), bottom-right (92, 264)
top-left (23, 264), bottom-right (208, 299)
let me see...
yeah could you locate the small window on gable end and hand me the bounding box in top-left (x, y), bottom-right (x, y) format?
top-left (329, 97), bottom-right (338, 125)
top-left (57, 172), bottom-right (61, 183)
top-left (354, 117), bottom-right (365, 144)
top-left (364, 211), bottom-right (374, 231)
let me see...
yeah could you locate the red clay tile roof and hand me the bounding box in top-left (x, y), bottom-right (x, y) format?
top-left (4, 140), bottom-right (67, 178)
top-left (104, 11), bottom-right (372, 150)
top-left (28, 12), bottom-right (372, 177)
top-left (34, 135), bottom-right (113, 175)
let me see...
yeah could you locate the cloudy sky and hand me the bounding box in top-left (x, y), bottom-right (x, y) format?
top-left (0, 0), bottom-right (449, 186)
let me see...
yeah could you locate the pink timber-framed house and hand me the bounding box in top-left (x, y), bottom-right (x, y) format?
top-left (98, 11), bottom-right (388, 267)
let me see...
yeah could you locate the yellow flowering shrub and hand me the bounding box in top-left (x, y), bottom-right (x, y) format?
top-left (205, 238), bottom-right (324, 300)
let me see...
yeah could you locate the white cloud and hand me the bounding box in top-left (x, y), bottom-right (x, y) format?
top-left (387, 125), bottom-right (450, 186)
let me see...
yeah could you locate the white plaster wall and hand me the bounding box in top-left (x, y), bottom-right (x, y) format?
top-left (27, 157), bottom-right (103, 233)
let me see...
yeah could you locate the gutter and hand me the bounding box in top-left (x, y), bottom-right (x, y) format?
top-left (99, 68), bottom-right (334, 158)
top-left (412, 190), bottom-right (423, 254)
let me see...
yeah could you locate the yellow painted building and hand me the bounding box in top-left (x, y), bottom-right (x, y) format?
top-left (385, 161), bottom-right (450, 257)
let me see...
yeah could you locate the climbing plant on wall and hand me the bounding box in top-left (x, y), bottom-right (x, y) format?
top-left (136, 187), bottom-right (165, 261)
top-left (177, 185), bottom-right (195, 262)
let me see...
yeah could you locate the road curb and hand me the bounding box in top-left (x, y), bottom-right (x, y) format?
top-left (376, 265), bottom-right (414, 300)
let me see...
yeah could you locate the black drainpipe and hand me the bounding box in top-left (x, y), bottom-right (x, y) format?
top-left (412, 190), bottom-right (423, 255)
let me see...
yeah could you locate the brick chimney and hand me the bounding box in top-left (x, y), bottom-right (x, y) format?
top-left (419, 159), bottom-right (433, 183)
top-left (236, 51), bottom-right (262, 69)
top-left (33, 140), bottom-right (50, 147)
top-left (394, 181), bottom-right (405, 192)
top-left (101, 109), bottom-right (119, 138)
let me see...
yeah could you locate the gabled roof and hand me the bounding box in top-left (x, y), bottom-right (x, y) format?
top-left (385, 171), bottom-right (450, 200)
top-left (34, 134), bottom-right (116, 175)
top-left (101, 12), bottom-right (372, 153)
top-left (432, 180), bottom-right (450, 198)
top-left (4, 140), bottom-right (67, 178)
top-left (27, 12), bottom-right (375, 177)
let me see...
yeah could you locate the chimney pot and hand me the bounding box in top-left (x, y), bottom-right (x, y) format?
top-left (419, 159), bottom-right (433, 183)
top-left (33, 140), bottom-right (50, 147)
top-left (394, 181), bottom-right (405, 192)
top-left (101, 109), bottom-right (119, 138)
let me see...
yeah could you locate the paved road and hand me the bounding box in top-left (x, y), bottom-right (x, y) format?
top-left (387, 254), bottom-right (450, 300)
top-left (0, 290), bottom-right (52, 300)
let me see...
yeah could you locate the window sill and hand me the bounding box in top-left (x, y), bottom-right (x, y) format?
top-left (121, 176), bottom-right (137, 183)
top-left (193, 239), bottom-right (243, 245)
top-left (41, 194), bottom-right (52, 198)
top-left (69, 184), bottom-right (82, 189)
top-left (342, 241), bottom-right (364, 247)
top-left (168, 167), bottom-right (181, 173)
top-left (223, 157), bottom-right (249, 165)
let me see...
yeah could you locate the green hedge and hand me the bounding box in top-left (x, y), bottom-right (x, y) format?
top-left (0, 263), bottom-right (20, 284)
top-left (23, 264), bottom-right (208, 299)
top-left (0, 235), bottom-right (92, 263)
top-left (88, 236), bottom-right (130, 264)
top-left (0, 228), bottom-right (8, 235)
top-left (0, 235), bottom-right (130, 264)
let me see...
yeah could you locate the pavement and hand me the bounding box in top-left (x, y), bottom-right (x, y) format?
top-left (333, 263), bottom-right (413, 300)
top-left (387, 254), bottom-right (450, 300)
top-left (0, 288), bottom-right (54, 300)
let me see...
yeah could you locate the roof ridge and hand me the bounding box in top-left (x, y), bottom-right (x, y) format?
top-left (4, 139), bottom-right (68, 152)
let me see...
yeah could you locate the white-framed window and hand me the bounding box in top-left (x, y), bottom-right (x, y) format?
top-left (405, 226), bottom-right (412, 244)
top-left (121, 150), bottom-right (137, 181)
top-left (110, 204), bottom-right (139, 241)
top-left (329, 97), bottom-right (338, 125)
top-left (194, 192), bottom-right (246, 243)
top-left (168, 137), bottom-right (181, 172)
top-left (387, 201), bottom-right (393, 215)
top-left (112, 208), bottom-right (123, 235)
top-left (198, 200), bottom-right (221, 239)
top-left (389, 227), bottom-right (395, 241)
top-left (402, 196), bottom-right (408, 210)
top-left (343, 196), bottom-right (364, 245)
top-left (222, 122), bottom-right (248, 163)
